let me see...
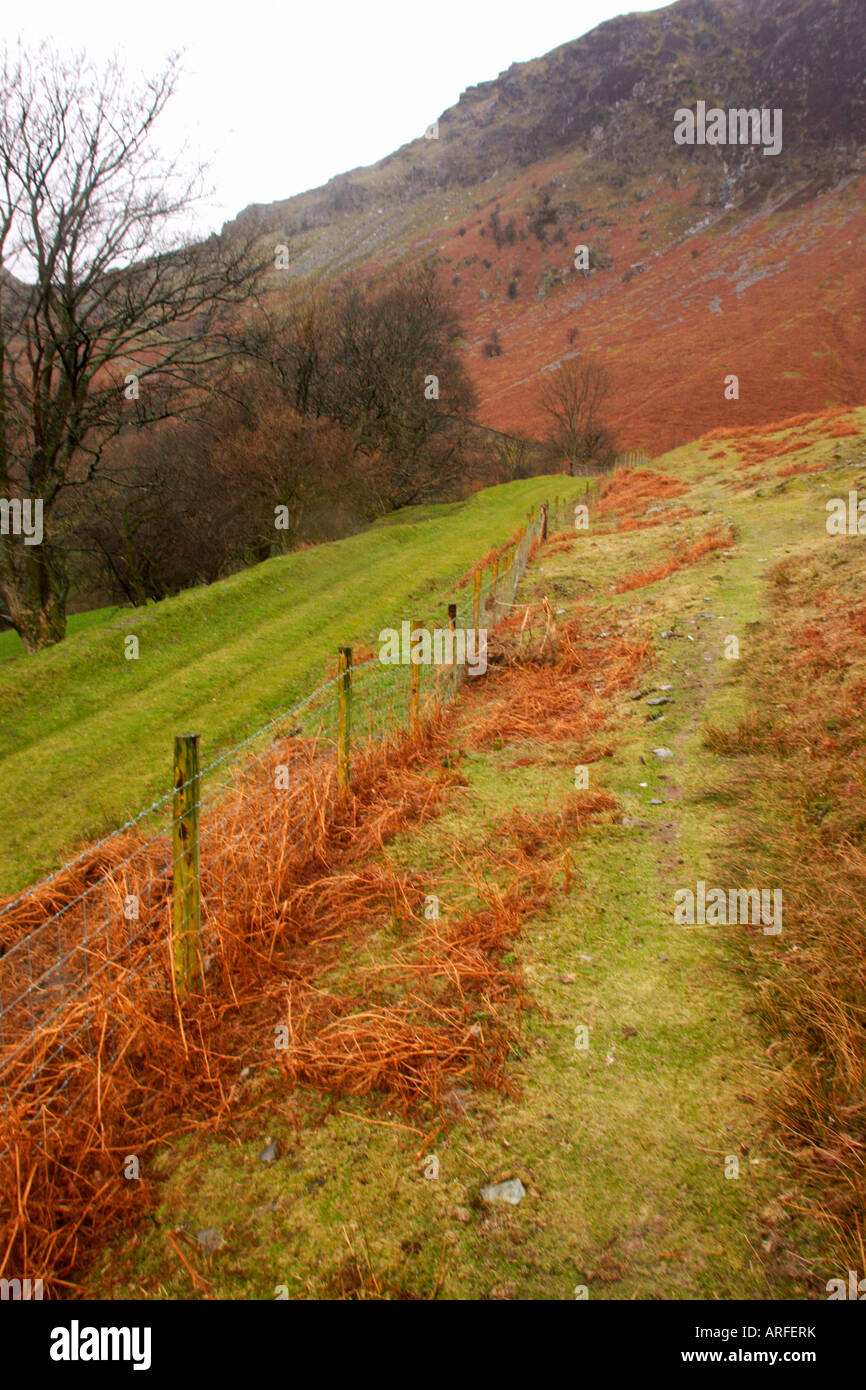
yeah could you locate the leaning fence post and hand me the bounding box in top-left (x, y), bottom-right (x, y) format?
top-left (447, 602), bottom-right (459, 695)
top-left (409, 619), bottom-right (422, 737)
top-left (473, 568), bottom-right (481, 632)
top-left (337, 645), bottom-right (352, 790)
top-left (172, 732), bottom-right (202, 1002)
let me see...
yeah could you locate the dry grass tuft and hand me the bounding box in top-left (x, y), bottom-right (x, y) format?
top-left (596, 468), bottom-right (689, 518)
top-left (461, 608), bottom-right (650, 748)
top-left (612, 526), bottom-right (735, 594)
top-left (704, 554), bottom-right (866, 1264)
top-left (0, 720), bottom-right (471, 1288)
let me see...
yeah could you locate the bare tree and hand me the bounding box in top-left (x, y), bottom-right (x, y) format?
top-left (236, 280), bottom-right (328, 418)
top-left (495, 432), bottom-right (531, 481)
top-left (317, 263), bottom-right (477, 509)
top-left (0, 44), bottom-right (263, 650)
top-left (540, 357), bottom-right (615, 472)
top-left (238, 261), bottom-right (479, 513)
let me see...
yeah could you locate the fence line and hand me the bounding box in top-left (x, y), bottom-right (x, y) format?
top-left (570, 450), bottom-right (649, 478)
top-left (0, 481), bottom-right (606, 1152)
top-left (615, 450), bottom-right (650, 471)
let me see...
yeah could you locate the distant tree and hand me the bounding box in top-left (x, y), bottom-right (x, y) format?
top-left (0, 44), bottom-right (263, 650)
top-left (487, 210), bottom-right (516, 250)
top-left (540, 357), bottom-right (615, 472)
top-left (483, 329), bottom-right (503, 358)
top-left (71, 384), bottom-right (367, 604)
top-left (236, 282), bottom-right (328, 418)
top-left (316, 263), bottom-right (478, 509)
top-left (495, 433), bottom-right (531, 481)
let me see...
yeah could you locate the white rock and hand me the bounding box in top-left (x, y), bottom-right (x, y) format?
top-left (481, 1178), bottom-right (526, 1205)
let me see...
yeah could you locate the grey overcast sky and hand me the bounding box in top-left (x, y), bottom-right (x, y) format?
top-left (12, 0), bottom-right (664, 235)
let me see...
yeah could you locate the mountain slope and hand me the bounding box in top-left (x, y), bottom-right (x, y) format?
top-left (223, 0), bottom-right (866, 453)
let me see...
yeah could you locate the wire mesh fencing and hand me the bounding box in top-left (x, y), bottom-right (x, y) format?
top-left (0, 489), bottom-right (587, 1155)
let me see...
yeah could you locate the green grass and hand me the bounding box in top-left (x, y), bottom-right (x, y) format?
top-left (16, 416), bottom-right (866, 1297)
top-left (0, 477), bottom-right (581, 895)
top-left (0, 604), bottom-right (120, 662)
top-left (88, 421), bottom-right (863, 1300)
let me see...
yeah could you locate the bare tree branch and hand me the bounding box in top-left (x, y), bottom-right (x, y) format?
top-left (539, 356), bottom-right (615, 472)
top-left (0, 42), bottom-right (266, 649)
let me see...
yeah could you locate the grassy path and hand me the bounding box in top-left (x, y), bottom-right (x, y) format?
top-left (0, 478), bottom-right (569, 895)
top-left (87, 429), bottom-right (860, 1300)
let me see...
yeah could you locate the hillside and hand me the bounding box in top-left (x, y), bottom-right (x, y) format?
top-left (61, 401), bottom-right (866, 1299)
top-left (0, 477), bottom-right (567, 895)
top-left (3, 0), bottom-right (866, 1320)
top-left (222, 0), bottom-right (866, 453)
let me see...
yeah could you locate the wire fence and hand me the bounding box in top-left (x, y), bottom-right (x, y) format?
top-left (0, 486), bottom-right (595, 1153)
top-left (570, 450), bottom-right (650, 477)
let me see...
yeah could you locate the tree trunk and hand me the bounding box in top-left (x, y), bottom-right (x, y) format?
top-left (0, 541), bottom-right (68, 651)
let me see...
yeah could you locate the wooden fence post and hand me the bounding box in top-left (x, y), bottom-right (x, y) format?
top-left (540, 501), bottom-right (549, 541)
top-left (409, 619), bottom-right (422, 737)
top-left (172, 733), bottom-right (202, 1002)
top-left (473, 567), bottom-right (481, 632)
top-left (337, 645), bottom-right (352, 790)
top-left (491, 555), bottom-right (500, 622)
top-left (447, 602), bottom-right (458, 694)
